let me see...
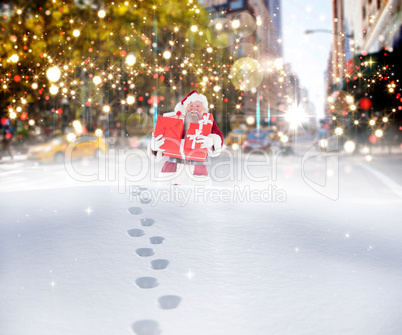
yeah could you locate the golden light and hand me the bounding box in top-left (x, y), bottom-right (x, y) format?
top-left (49, 85), bottom-right (59, 95)
top-left (335, 127), bottom-right (343, 136)
top-left (28, 119), bottom-right (35, 126)
top-left (280, 135), bottom-right (289, 143)
top-left (98, 9), bottom-right (106, 18)
top-left (72, 120), bottom-right (83, 134)
top-left (274, 58), bottom-right (283, 69)
top-left (67, 132), bottom-right (76, 142)
top-left (95, 129), bottom-right (103, 137)
top-left (203, 76), bottom-right (208, 82)
top-left (46, 66), bottom-right (61, 82)
top-left (232, 19), bottom-right (240, 29)
top-left (213, 85), bottom-right (221, 92)
top-left (103, 105), bottom-right (110, 113)
top-left (383, 117), bottom-right (388, 122)
top-left (62, 88), bottom-right (68, 93)
top-left (16, 106), bottom-right (22, 112)
top-left (344, 140), bottom-right (356, 153)
top-left (285, 103), bottom-right (307, 126)
top-left (246, 115), bottom-right (255, 125)
top-left (73, 29), bottom-right (80, 37)
top-left (319, 139), bottom-right (328, 148)
top-left (126, 54), bottom-right (136, 66)
top-left (21, 98), bottom-right (26, 104)
top-left (350, 105), bottom-right (356, 111)
top-left (354, 120), bottom-right (359, 125)
top-left (191, 25), bottom-right (198, 32)
top-left (375, 129), bottom-right (383, 138)
top-left (369, 119), bottom-right (375, 126)
top-left (327, 96), bottom-right (334, 103)
top-left (232, 143), bottom-right (239, 150)
top-left (163, 51), bottom-right (171, 59)
top-left (207, 47), bottom-right (213, 53)
top-left (10, 54), bottom-right (19, 63)
top-left (346, 95), bottom-right (354, 104)
top-left (215, 23), bottom-right (223, 30)
top-left (127, 95), bottom-right (135, 104)
top-left (365, 155), bottom-right (373, 162)
top-left (93, 76), bottom-right (102, 85)
top-left (256, 16), bottom-right (262, 26)
top-left (10, 111), bottom-right (17, 119)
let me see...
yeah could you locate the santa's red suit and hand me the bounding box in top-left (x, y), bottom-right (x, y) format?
top-left (150, 91), bottom-right (223, 176)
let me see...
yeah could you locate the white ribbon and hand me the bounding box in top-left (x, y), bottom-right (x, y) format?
top-left (179, 139), bottom-right (186, 159)
top-left (198, 114), bottom-right (213, 129)
top-left (187, 129), bottom-right (203, 149)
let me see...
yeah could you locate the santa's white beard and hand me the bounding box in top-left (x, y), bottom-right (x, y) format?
top-left (184, 112), bottom-right (202, 135)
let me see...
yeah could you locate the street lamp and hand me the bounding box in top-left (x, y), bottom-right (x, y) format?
top-left (305, 29), bottom-right (353, 38)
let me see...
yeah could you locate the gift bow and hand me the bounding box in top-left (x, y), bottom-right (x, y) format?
top-left (198, 114), bottom-right (213, 128)
top-left (187, 129), bottom-right (203, 149)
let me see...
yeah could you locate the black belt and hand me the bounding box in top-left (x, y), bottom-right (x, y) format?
top-left (168, 157), bottom-right (206, 166)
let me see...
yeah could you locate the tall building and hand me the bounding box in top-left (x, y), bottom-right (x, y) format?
top-left (265, 0), bottom-right (283, 57)
top-left (199, 0), bottom-right (285, 129)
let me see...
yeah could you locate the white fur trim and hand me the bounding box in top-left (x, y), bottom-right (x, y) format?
top-left (207, 133), bottom-right (222, 157)
top-left (174, 102), bottom-right (185, 115)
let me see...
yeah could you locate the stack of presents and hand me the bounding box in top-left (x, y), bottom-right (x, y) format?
top-left (154, 111), bottom-right (214, 162)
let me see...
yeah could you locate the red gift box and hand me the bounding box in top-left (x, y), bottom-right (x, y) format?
top-left (184, 123), bottom-right (207, 161)
top-left (154, 116), bottom-right (184, 158)
top-left (154, 113), bottom-right (215, 161)
top-left (197, 113), bottom-right (214, 134)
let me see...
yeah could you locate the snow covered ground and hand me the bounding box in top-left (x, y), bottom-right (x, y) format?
top-left (1, 141), bottom-right (402, 335)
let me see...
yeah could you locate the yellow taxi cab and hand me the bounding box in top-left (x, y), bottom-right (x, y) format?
top-left (28, 132), bottom-right (107, 163)
top-left (225, 129), bottom-right (247, 147)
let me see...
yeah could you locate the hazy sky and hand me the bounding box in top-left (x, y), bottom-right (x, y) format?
top-left (282, 0), bottom-right (333, 120)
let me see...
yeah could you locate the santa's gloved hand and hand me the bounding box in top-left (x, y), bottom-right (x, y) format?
top-left (150, 133), bottom-right (165, 152)
top-left (199, 135), bottom-right (214, 149)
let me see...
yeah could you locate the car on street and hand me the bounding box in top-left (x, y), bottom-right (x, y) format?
top-left (241, 129), bottom-right (272, 153)
top-left (226, 129), bottom-right (247, 148)
top-left (27, 133), bottom-right (107, 163)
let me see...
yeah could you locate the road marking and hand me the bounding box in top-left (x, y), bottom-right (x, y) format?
top-left (360, 163), bottom-right (402, 198)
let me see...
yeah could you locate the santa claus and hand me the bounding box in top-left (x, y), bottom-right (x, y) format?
top-left (150, 90), bottom-right (223, 176)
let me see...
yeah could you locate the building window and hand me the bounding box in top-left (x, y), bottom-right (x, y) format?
top-left (377, 0), bottom-right (381, 9)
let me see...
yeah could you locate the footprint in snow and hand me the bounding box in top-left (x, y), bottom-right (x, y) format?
top-left (135, 277), bottom-right (158, 289)
top-left (128, 207), bottom-right (143, 215)
top-left (136, 248), bottom-right (154, 257)
top-left (140, 218), bottom-right (155, 227)
top-left (132, 320), bottom-right (161, 335)
top-left (151, 259), bottom-right (169, 270)
top-left (140, 197), bottom-right (152, 205)
top-left (127, 229), bottom-right (145, 237)
top-left (149, 236), bottom-right (164, 245)
top-left (158, 295), bottom-right (181, 310)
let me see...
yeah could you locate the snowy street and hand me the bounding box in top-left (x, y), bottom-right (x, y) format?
top-left (1, 141), bottom-right (402, 335)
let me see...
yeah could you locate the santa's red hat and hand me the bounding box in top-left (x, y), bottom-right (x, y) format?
top-left (174, 90), bottom-right (209, 115)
